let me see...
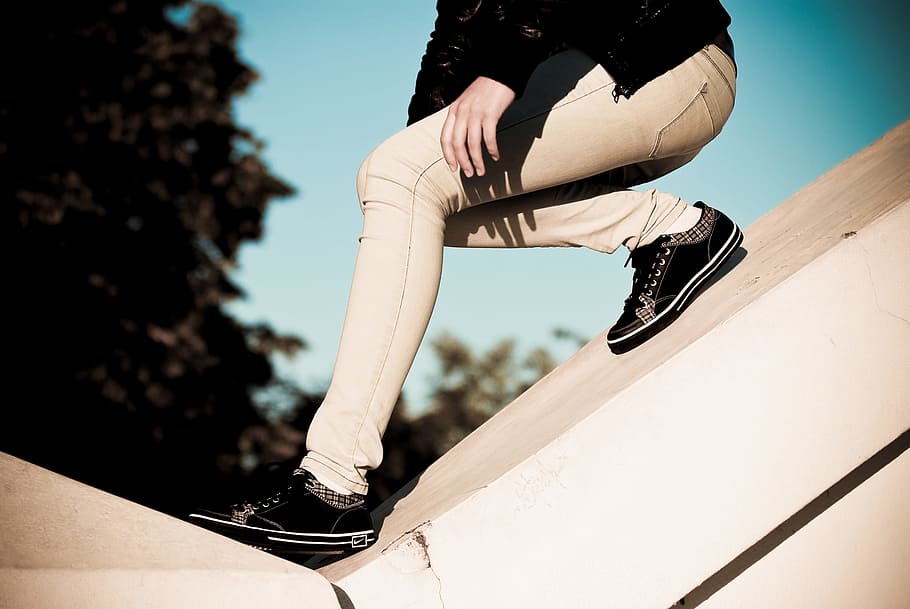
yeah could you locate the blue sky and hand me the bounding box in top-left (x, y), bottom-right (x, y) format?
top-left (214, 0), bottom-right (910, 410)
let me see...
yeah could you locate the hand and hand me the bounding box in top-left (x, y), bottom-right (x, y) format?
top-left (440, 76), bottom-right (516, 177)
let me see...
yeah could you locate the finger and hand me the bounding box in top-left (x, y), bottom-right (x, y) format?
top-left (467, 116), bottom-right (485, 176)
top-left (440, 107), bottom-right (458, 172)
top-left (452, 117), bottom-right (473, 177)
top-left (482, 116), bottom-right (500, 162)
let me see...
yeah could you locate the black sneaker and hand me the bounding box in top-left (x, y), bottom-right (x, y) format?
top-left (606, 202), bottom-right (743, 354)
top-left (188, 468), bottom-right (376, 555)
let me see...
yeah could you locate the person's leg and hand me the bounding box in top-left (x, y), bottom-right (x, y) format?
top-left (442, 154), bottom-right (698, 252)
top-left (302, 43), bottom-right (737, 493)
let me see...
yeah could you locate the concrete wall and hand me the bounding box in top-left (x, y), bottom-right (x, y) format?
top-left (695, 435), bottom-right (910, 609)
top-left (319, 121), bottom-right (910, 608)
top-left (0, 453), bottom-right (341, 609)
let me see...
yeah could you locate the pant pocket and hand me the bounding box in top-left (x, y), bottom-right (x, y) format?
top-left (648, 81), bottom-right (716, 159)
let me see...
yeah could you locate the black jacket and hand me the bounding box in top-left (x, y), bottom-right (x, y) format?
top-left (407, 0), bottom-right (732, 124)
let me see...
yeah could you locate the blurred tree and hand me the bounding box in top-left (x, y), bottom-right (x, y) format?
top-left (0, 1), bottom-right (299, 513)
top-left (363, 333), bottom-right (558, 504)
top-left (0, 0), bottom-right (582, 518)
top-left (263, 332), bottom-right (561, 506)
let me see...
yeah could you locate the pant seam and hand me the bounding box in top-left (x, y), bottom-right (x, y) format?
top-left (346, 155), bottom-right (449, 479)
top-left (701, 46), bottom-right (735, 99)
top-left (346, 79), bottom-right (643, 471)
top-left (337, 60), bottom-right (698, 482)
top-left (649, 81), bottom-right (709, 159)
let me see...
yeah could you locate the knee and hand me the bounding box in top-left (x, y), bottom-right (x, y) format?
top-left (355, 136), bottom-right (457, 218)
top-left (355, 150), bottom-right (375, 210)
top-left (355, 137), bottom-right (416, 205)
top-left (355, 143), bottom-right (409, 215)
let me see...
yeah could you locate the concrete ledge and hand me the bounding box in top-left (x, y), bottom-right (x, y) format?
top-left (695, 430), bottom-right (910, 609)
top-left (320, 121), bottom-right (910, 608)
top-left (0, 453), bottom-right (341, 609)
top-left (0, 569), bottom-right (340, 609)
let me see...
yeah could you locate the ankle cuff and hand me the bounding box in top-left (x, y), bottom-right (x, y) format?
top-left (299, 454), bottom-right (369, 495)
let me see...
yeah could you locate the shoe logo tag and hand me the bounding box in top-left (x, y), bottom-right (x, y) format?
top-left (352, 534), bottom-right (369, 548)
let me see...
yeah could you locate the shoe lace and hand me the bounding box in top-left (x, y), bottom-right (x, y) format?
top-left (231, 463), bottom-right (299, 515)
top-left (232, 487), bottom-right (290, 514)
top-left (622, 242), bottom-right (670, 310)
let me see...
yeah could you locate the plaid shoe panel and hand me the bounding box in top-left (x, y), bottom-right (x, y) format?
top-left (661, 206), bottom-right (716, 247)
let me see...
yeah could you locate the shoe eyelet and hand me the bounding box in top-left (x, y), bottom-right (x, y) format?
top-left (650, 280), bottom-right (657, 287)
top-left (645, 290), bottom-right (652, 296)
top-left (654, 269), bottom-right (661, 276)
top-left (659, 259), bottom-right (666, 265)
top-left (664, 248), bottom-right (671, 255)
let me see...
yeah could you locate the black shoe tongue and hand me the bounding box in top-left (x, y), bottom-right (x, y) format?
top-left (631, 241), bottom-right (660, 267)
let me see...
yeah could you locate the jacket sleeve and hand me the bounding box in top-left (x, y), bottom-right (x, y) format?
top-left (407, 0), bottom-right (573, 125)
top-left (473, 0), bottom-right (572, 97)
top-left (407, 0), bottom-right (483, 125)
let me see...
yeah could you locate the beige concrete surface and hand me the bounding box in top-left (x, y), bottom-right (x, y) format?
top-left (0, 453), bottom-right (340, 609)
top-left (319, 120), bottom-right (910, 608)
top-left (693, 437), bottom-right (910, 609)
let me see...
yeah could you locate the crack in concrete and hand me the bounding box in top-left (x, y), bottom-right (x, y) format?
top-left (383, 520), bottom-right (433, 553)
top-left (858, 240), bottom-right (910, 328)
top-left (382, 522), bottom-right (446, 608)
top-left (412, 528), bottom-right (446, 609)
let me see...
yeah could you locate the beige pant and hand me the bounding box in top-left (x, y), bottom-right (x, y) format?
top-left (302, 44), bottom-right (737, 494)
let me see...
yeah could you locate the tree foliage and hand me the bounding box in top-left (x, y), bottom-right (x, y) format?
top-left (0, 0), bottom-right (572, 516)
top-left (364, 333), bottom-right (557, 503)
top-left (1, 0), bottom-right (298, 512)
top-left (244, 333), bottom-right (558, 506)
